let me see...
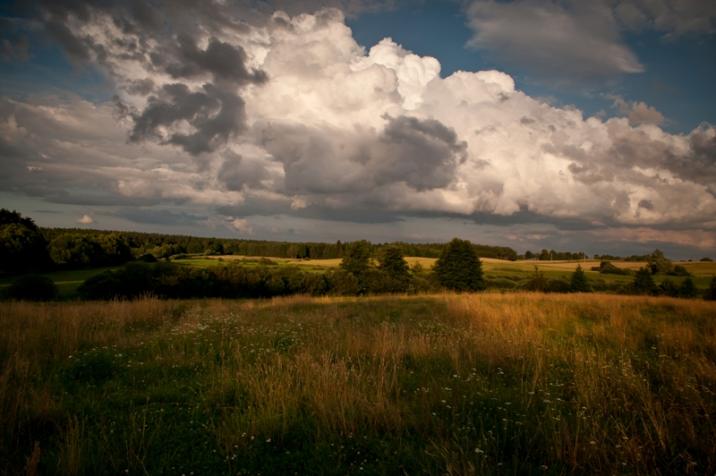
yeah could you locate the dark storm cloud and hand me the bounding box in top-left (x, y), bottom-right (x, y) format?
top-left (219, 151), bottom-right (273, 191)
top-left (261, 115), bottom-right (466, 195)
top-left (130, 83), bottom-right (248, 155)
top-left (167, 35), bottom-right (268, 84)
top-left (113, 207), bottom-right (206, 226)
top-left (24, 0), bottom-right (269, 156)
top-left (377, 115), bottom-right (467, 190)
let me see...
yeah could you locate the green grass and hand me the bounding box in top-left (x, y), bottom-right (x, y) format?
top-left (2, 294), bottom-right (715, 475)
top-left (0, 267), bottom-right (119, 298)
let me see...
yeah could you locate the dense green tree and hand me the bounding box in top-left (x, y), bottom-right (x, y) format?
top-left (341, 240), bottom-right (372, 294)
top-left (569, 265), bottom-right (590, 292)
top-left (648, 249), bottom-right (673, 274)
top-left (0, 209), bottom-right (51, 273)
top-left (434, 238), bottom-right (485, 292)
top-left (378, 246), bottom-right (411, 292)
top-left (97, 233), bottom-right (132, 265)
top-left (632, 267), bottom-right (656, 295)
top-left (49, 234), bottom-right (104, 267)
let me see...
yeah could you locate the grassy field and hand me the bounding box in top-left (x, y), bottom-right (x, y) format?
top-left (0, 267), bottom-right (119, 299)
top-left (182, 255), bottom-right (716, 289)
top-left (2, 294), bottom-right (715, 475)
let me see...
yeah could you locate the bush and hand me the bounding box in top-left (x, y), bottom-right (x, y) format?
top-left (658, 279), bottom-right (679, 297)
top-left (666, 265), bottom-right (691, 277)
top-left (632, 267), bottom-right (656, 295)
top-left (678, 277), bottom-right (697, 298)
top-left (705, 276), bottom-right (716, 301)
top-left (592, 261), bottom-right (630, 275)
top-left (7, 275), bottom-right (58, 301)
top-left (569, 265), bottom-right (591, 292)
top-left (545, 279), bottom-right (571, 293)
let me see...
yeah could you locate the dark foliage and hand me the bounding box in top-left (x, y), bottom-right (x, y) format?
top-left (632, 267), bottom-right (657, 295)
top-left (706, 276), bottom-right (716, 301)
top-left (569, 265), bottom-right (590, 292)
top-left (434, 238), bottom-right (485, 292)
top-left (678, 277), bottom-right (697, 298)
top-left (7, 275), bottom-right (58, 301)
top-left (0, 210), bottom-right (51, 273)
top-left (378, 247), bottom-right (411, 293)
top-left (592, 261), bottom-right (631, 275)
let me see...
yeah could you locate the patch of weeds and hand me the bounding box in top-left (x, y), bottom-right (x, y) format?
top-left (63, 350), bottom-right (118, 385)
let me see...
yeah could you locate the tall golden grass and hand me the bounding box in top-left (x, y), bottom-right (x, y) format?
top-left (1, 293), bottom-right (714, 474)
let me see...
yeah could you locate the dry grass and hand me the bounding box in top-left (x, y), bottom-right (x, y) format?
top-left (1, 293), bottom-right (715, 474)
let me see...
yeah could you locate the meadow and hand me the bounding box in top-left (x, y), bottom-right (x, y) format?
top-left (2, 293), bottom-right (715, 475)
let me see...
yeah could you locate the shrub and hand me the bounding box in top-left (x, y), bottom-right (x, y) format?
top-left (7, 275), bottom-right (58, 301)
top-left (705, 276), bottom-right (716, 301)
top-left (658, 279), bottom-right (679, 297)
top-left (569, 265), bottom-right (591, 292)
top-left (593, 261), bottom-right (630, 275)
top-left (678, 277), bottom-right (697, 298)
top-left (667, 265), bottom-right (691, 277)
top-left (632, 267), bottom-right (656, 295)
top-left (545, 279), bottom-right (571, 293)
top-left (522, 267), bottom-right (548, 292)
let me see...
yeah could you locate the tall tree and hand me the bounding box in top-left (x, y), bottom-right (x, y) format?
top-left (378, 246), bottom-right (411, 292)
top-left (434, 238), bottom-right (485, 292)
top-left (340, 240), bottom-right (372, 293)
top-left (0, 209), bottom-right (51, 273)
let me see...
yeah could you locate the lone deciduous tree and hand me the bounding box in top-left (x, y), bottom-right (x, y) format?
top-left (434, 238), bottom-right (485, 292)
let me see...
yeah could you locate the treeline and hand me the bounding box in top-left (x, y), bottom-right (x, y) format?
top-left (1, 209), bottom-right (518, 275)
top-left (41, 228), bottom-right (520, 261)
top-left (523, 249), bottom-right (588, 260)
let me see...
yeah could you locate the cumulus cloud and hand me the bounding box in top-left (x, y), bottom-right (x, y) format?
top-left (77, 214), bottom-right (94, 224)
top-left (612, 96), bottom-right (665, 126)
top-left (229, 217), bottom-right (253, 234)
top-left (1, 5), bottom-right (714, 254)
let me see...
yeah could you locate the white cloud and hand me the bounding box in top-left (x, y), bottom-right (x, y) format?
top-left (229, 217), bottom-right (253, 234)
top-left (611, 95), bottom-right (665, 126)
top-left (77, 214), bottom-right (94, 224)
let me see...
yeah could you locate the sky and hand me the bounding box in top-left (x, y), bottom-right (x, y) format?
top-left (0, 0), bottom-right (714, 258)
